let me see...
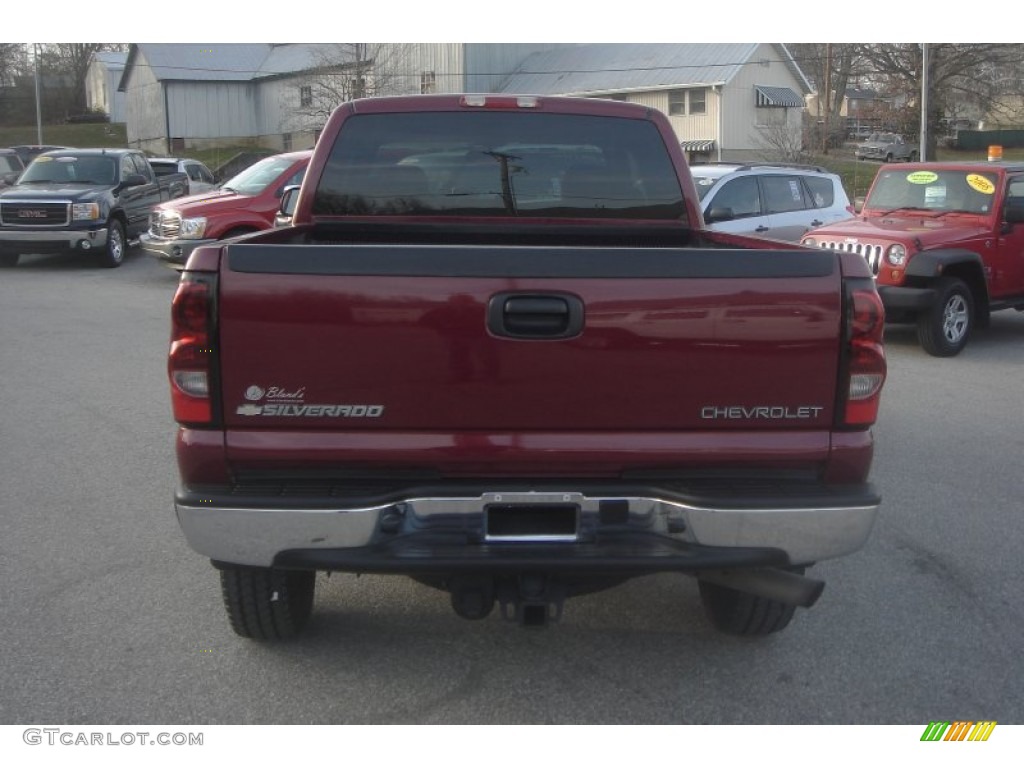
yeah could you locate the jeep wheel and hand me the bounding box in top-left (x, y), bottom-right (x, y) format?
top-left (698, 568), bottom-right (803, 637)
top-left (907, 151), bottom-right (919, 162)
top-left (0, 253), bottom-right (19, 268)
top-left (917, 277), bottom-right (973, 357)
top-left (98, 219), bottom-right (126, 268)
top-left (885, 153), bottom-right (894, 163)
top-left (219, 565), bottom-right (316, 640)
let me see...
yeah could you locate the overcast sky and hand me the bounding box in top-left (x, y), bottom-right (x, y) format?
top-left (4, 4), bottom-right (1014, 46)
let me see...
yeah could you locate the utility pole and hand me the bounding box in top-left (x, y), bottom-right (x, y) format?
top-left (33, 43), bottom-right (43, 144)
top-left (822, 44), bottom-right (832, 155)
top-left (919, 43), bottom-right (929, 162)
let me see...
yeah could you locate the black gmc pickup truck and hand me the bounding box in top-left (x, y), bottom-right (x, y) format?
top-left (0, 148), bottom-right (187, 268)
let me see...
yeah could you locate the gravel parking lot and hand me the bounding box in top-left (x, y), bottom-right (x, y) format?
top-left (2, 246), bottom-right (1023, 732)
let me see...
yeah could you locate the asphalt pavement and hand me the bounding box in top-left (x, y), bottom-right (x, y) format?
top-left (1, 246), bottom-right (1022, 726)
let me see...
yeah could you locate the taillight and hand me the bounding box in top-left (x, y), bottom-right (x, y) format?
top-left (840, 278), bottom-right (886, 428)
top-left (169, 272), bottom-right (218, 425)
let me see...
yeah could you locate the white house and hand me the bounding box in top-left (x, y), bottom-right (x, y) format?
top-left (117, 43), bottom-right (811, 161)
top-left (499, 43), bottom-right (812, 163)
top-left (85, 51), bottom-right (127, 123)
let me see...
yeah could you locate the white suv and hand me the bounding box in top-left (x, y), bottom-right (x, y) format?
top-left (690, 162), bottom-right (855, 241)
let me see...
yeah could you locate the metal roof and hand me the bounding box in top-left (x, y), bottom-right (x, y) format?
top-left (258, 44), bottom-right (341, 77)
top-left (121, 44), bottom-right (274, 88)
top-left (91, 51), bottom-right (127, 70)
top-left (498, 43), bottom-right (812, 96)
top-left (118, 43), bottom-right (352, 91)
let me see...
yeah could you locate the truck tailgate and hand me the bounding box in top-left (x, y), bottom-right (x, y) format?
top-left (217, 243), bottom-right (842, 438)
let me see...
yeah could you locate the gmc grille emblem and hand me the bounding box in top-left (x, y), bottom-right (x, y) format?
top-left (17, 210), bottom-right (47, 218)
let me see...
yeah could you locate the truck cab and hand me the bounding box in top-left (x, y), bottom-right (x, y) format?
top-left (803, 162), bottom-right (1024, 355)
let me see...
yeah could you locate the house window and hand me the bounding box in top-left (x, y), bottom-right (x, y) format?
top-left (300, 86), bottom-right (312, 108)
top-left (669, 89), bottom-right (706, 116)
top-left (755, 108), bottom-right (788, 128)
top-left (688, 88), bottom-right (706, 115)
top-left (420, 71), bottom-right (436, 94)
top-left (669, 90), bottom-right (686, 115)
top-left (283, 132), bottom-right (293, 151)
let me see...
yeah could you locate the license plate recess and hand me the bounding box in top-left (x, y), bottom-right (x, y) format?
top-left (485, 503), bottom-right (580, 542)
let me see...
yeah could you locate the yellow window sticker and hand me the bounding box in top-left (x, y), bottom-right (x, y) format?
top-left (35, 156), bottom-right (53, 162)
top-left (907, 171), bottom-right (938, 184)
top-left (966, 174), bottom-right (995, 195)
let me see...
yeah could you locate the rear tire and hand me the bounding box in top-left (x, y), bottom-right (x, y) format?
top-left (0, 253), bottom-right (19, 268)
top-left (698, 567), bottom-right (804, 637)
top-left (219, 565), bottom-right (315, 640)
top-left (916, 277), bottom-right (973, 357)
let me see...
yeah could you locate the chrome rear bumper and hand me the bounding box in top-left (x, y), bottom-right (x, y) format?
top-left (176, 489), bottom-right (879, 568)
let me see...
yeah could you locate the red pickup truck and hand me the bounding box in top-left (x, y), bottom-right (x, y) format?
top-left (168, 95), bottom-right (886, 639)
top-left (803, 161), bottom-right (1024, 356)
top-left (142, 150), bottom-right (310, 268)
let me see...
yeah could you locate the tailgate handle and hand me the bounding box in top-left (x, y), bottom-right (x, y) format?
top-left (488, 292), bottom-right (584, 339)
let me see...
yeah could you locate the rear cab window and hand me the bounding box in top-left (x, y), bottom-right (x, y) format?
top-left (313, 111), bottom-right (687, 221)
top-left (151, 161), bottom-right (177, 177)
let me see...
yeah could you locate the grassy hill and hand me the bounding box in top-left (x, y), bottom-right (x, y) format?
top-left (0, 124), bottom-right (275, 178)
top-left (0, 123), bottom-right (128, 149)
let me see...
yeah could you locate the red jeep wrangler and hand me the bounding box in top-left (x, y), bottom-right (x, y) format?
top-left (803, 161), bottom-right (1024, 356)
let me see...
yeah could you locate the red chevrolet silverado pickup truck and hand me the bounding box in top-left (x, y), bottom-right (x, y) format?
top-left (803, 161), bottom-right (1024, 356)
top-left (168, 94), bottom-right (886, 639)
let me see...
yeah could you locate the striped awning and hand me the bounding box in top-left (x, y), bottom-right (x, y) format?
top-left (754, 85), bottom-right (804, 108)
top-left (680, 139), bottom-right (716, 152)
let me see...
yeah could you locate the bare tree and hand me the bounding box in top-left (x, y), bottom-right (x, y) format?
top-left (789, 43), bottom-right (860, 128)
top-left (853, 43), bottom-right (1024, 157)
top-left (0, 43), bottom-right (28, 86)
top-left (282, 43), bottom-right (417, 134)
top-left (751, 118), bottom-right (818, 165)
top-left (38, 43), bottom-right (126, 116)
top-left (0, 43), bottom-right (33, 125)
